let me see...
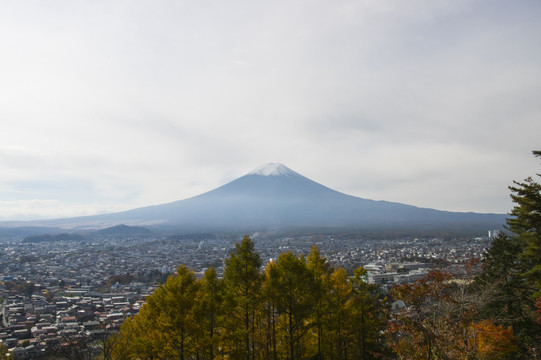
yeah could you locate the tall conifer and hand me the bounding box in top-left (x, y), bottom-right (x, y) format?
top-left (223, 235), bottom-right (262, 360)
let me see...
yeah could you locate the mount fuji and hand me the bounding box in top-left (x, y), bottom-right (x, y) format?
top-left (3, 163), bottom-right (506, 234)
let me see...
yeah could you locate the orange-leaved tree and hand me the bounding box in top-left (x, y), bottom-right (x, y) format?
top-left (387, 270), bottom-right (520, 360)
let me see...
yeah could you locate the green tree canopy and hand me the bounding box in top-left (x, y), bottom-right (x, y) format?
top-left (223, 235), bottom-right (262, 360)
top-left (507, 150), bottom-right (541, 297)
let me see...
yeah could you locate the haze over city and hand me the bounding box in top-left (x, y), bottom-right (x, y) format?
top-left (1, 0), bottom-right (540, 221)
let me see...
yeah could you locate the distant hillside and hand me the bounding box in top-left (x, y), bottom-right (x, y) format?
top-left (0, 226), bottom-right (63, 238)
top-left (23, 233), bottom-right (86, 243)
top-left (97, 224), bottom-right (154, 237)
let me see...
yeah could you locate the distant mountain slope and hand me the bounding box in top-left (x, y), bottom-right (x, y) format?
top-left (111, 163), bottom-right (505, 231)
top-left (0, 226), bottom-right (64, 238)
top-left (22, 233), bottom-right (85, 243)
top-left (0, 163), bottom-right (507, 234)
top-left (97, 224), bottom-right (153, 236)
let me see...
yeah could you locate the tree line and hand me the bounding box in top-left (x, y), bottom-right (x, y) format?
top-left (109, 239), bottom-right (387, 360)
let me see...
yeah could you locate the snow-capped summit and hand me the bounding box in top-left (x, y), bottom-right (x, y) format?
top-left (247, 163), bottom-right (300, 177)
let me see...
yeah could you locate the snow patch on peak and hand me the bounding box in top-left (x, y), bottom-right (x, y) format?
top-left (248, 163), bottom-right (299, 177)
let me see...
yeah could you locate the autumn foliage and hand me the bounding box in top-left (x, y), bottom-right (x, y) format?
top-left (106, 236), bottom-right (541, 359)
top-left (112, 238), bottom-right (388, 359)
top-left (387, 269), bottom-right (525, 360)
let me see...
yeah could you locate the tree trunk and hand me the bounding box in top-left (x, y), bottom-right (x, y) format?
top-left (289, 309), bottom-right (294, 360)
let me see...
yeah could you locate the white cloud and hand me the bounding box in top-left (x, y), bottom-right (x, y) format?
top-left (0, 199), bottom-right (128, 221)
top-left (1, 0), bottom-right (540, 220)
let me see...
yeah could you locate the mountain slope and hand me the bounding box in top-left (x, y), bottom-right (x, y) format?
top-left (1, 163), bottom-right (507, 233)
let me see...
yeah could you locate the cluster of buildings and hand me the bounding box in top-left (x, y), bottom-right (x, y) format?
top-left (0, 231), bottom-right (493, 358)
top-left (0, 289), bottom-right (149, 359)
top-left (253, 234), bottom-right (491, 284)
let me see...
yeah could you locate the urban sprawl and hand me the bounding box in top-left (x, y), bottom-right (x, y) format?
top-left (0, 231), bottom-right (498, 358)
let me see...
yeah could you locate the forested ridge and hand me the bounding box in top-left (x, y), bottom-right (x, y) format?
top-left (98, 152), bottom-right (541, 359)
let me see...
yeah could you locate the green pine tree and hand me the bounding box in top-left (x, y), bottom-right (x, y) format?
top-left (507, 150), bottom-right (541, 298)
top-left (272, 252), bottom-right (316, 360)
top-left (306, 245), bottom-right (331, 360)
top-left (198, 267), bottom-right (223, 360)
top-left (223, 235), bottom-right (262, 360)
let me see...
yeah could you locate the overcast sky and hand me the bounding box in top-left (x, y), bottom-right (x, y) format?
top-left (1, 0), bottom-right (540, 221)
